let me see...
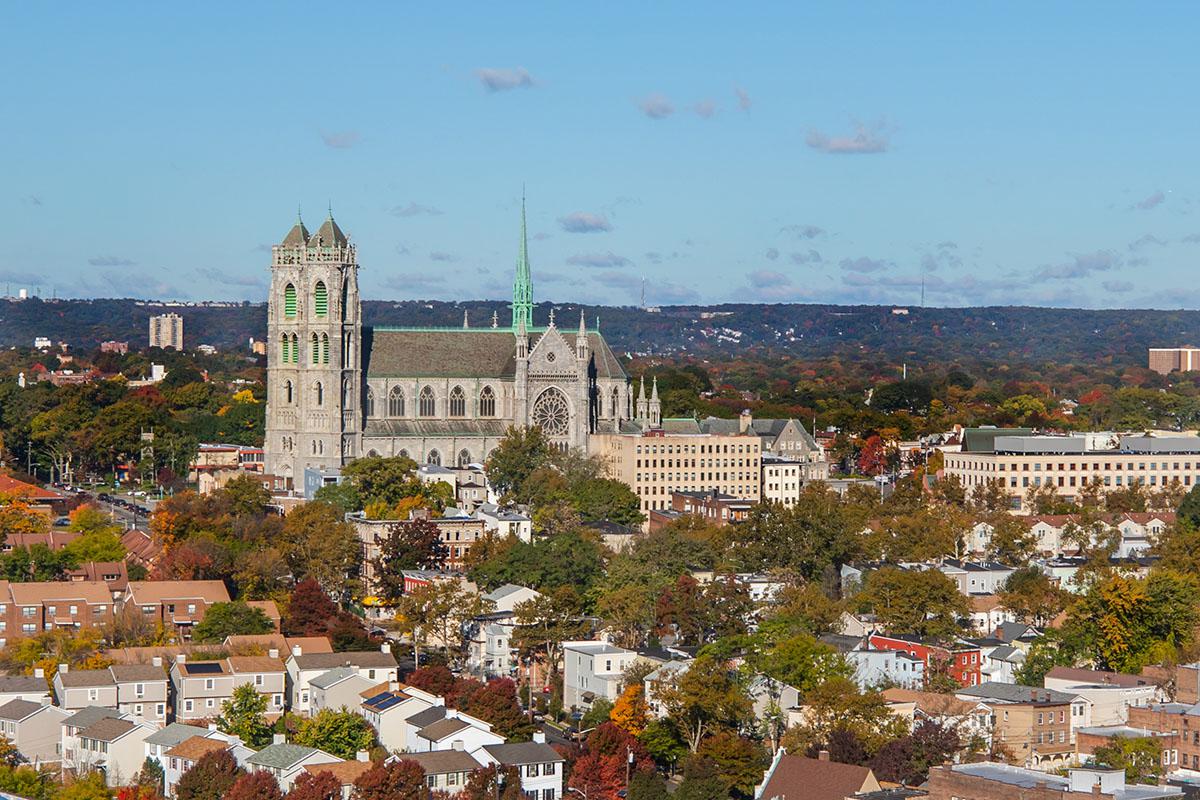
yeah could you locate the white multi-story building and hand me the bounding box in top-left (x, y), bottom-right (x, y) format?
top-left (149, 313), bottom-right (184, 350)
top-left (562, 641), bottom-right (641, 711)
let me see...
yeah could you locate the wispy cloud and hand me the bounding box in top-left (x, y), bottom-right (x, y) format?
top-left (0, 269), bottom-right (44, 284)
top-left (320, 130), bottom-right (361, 149)
top-left (475, 67), bottom-right (536, 92)
top-left (806, 119), bottom-right (891, 155)
top-left (429, 251), bottom-right (458, 262)
top-left (394, 243), bottom-right (411, 256)
top-left (558, 212), bottom-right (612, 233)
top-left (383, 272), bottom-right (445, 292)
top-left (1034, 250), bottom-right (1120, 281)
top-left (197, 267), bottom-right (266, 288)
top-left (735, 85), bottom-right (751, 112)
top-left (638, 94), bottom-right (674, 119)
top-left (790, 250), bottom-right (822, 265)
top-left (567, 251), bottom-right (630, 268)
top-left (765, 248), bottom-right (779, 261)
top-left (1128, 234), bottom-right (1166, 251)
top-left (1182, 233), bottom-right (1200, 244)
top-left (1133, 191), bottom-right (1165, 211)
top-left (391, 203), bottom-right (443, 218)
top-left (693, 100), bottom-right (716, 119)
top-left (88, 256), bottom-right (136, 267)
top-left (780, 224), bottom-right (824, 239)
top-left (23, 195), bottom-right (42, 207)
top-left (1103, 280), bottom-right (1134, 293)
top-left (748, 270), bottom-right (791, 288)
top-left (839, 256), bottom-right (892, 273)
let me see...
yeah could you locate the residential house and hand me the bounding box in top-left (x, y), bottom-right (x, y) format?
top-left (868, 633), bottom-right (983, 688)
top-left (66, 562), bottom-right (128, 598)
top-left (110, 663), bottom-right (169, 724)
top-left (53, 668), bottom-right (118, 713)
top-left (62, 707), bottom-right (127, 777)
top-left (955, 683), bottom-right (1088, 770)
top-left (644, 661), bottom-right (692, 719)
top-left (482, 584), bottom-right (540, 615)
top-left (969, 595), bottom-right (1018, 636)
top-left (1128, 703), bottom-right (1200, 772)
top-left (924, 762), bottom-right (1183, 799)
top-left (0, 674), bottom-right (51, 705)
top-left (170, 654), bottom-right (286, 722)
top-left (124, 580), bottom-right (231, 640)
top-left (465, 615), bottom-right (519, 679)
top-left (581, 520), bottom-right (639, 553)
top-left (562, 641), bottom-right (642, 711)
top-left (939, 559), bottom-right (1015, 596)
top-left (881, 688), bottom-right (992, 750)
top-left (357, 683), bottom-right (442, 753)
top-left (161, 736), bottom-right (248, 798)
top-left (309, 668), bottom-right (377, 714)
top-left (413, 708), bottom-right (504, 754)
top-left (72, 716), bottom-right (156, 786)
top-left (979, 643), bottom-right (1025, 685)
top-left (300, 760), bottom-right (372, 800)
top-left (477, 736), bottom-right (565, 800)
top-left (395, 750), bottom-right (480, 796)
top-left (2, 581), bottom-right (115, 645)
top-left (844, 648), bottom-right (926, 691)
top-left (285, 646), bottom-right (399, 716)
top-left (1044, 667), bottom-right (1165, 725)
top-left (245, 740), bottom-right (341, 792)
top-left (475, 504), bottom-right (532, 543)
top-left (755, 750), bottom-right (883, 800)
top-left (0, 700), bottom-right (68, 766)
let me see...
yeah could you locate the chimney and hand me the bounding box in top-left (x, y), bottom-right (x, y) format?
top-left (268, 649), bottom-right (279, 660)
top-left (34, 668), bottom-right (44, 679)
top-left (152, 657), bottom-right (162, 667)
top-left (817, 750), bottom-right (830, 762)
top-left (273, 733), bottom-right (286, 745)
top-left (1030, 689), bottom-right (1037, 701)
top-left (176, 654), bottom-right (186, 664)
top-left (533, 732), bottom-right (546, 744)
top-left (388, 681), bottom-right (400, 692)
top-left (292, 645), bottom-right (302, 657)
top-left (1092, 785), bottom-right (1102, 798)
top-left (356, 750), bottom-right (370, 762)
top-left (57, 663), bottom-right (68, 674)
top-left (451, 740), bottom-right (464, 751)
top-left (380, 642), bottom-right (391, 654)
top-left (739, 409), bottom-right (752, 434)
top-left (208, 723), bottom-right (218, 731)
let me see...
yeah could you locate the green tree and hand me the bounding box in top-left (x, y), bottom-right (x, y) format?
top-left (484, 426), bottom-right (551, 500)
top-left (997, 567), bottom-right (1067, 626)
top-left (340, 456), bottom-right (423, 508)
top-left (217, 684), bottom-right (272, 748)
top-left (1178, 484), bottom-right (1200, 528)
top-left (855, 567), bottom-right (968, 639)
top-left (192, 601), bottom-right (274, 643)
top-left (279, 501), bottom-right (360, 597)
top-left (779, 677), bottom-right (907, 757)
top-left (754, 632), bottom-right (851, 693)
top-left (395, 579), bottom-right (489, 668)
top-left (655, 655), bottom-right (752, 752)
top-left (625, 771), bottom-right (670, 800)
top-left (1091, 736), bottom-right (1163, 785)
top-left (674, 756), bottom-right (728, 800)
top-left (693, 731), bottom-right (768, 800)
top-left (294, 709), bottom-right (377, 760)
top-left (312, 481), bottom-right (363, 514)
top-left (568, 478), bottom-right (645, 527)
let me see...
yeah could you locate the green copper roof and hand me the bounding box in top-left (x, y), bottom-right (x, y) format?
top-left (511, 194), bottom-right (533, 331)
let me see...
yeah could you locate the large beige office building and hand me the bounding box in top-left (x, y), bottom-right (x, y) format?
top-left (149, 313), bottom-right (184, 350)
top-left (592, 430), bottom-right (761, 517)
top-left (943, 430), bottom-right (1200, 513)
top-left (1149, 347), bottom-right (1200, 375)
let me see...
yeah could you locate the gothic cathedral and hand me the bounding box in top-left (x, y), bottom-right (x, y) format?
top-left (264, 201), bottom-right (644, 484)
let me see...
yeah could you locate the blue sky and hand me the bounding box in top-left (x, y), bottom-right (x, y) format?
top-left (4, 3), bottom-right (1199, 308)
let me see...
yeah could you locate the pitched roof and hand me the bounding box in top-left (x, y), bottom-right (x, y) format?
top-left (308, 216), bottom-right (347, 248)
top-left (758, 754), bottom-right (876, 800)
top-left (881, 688), bottom-right (983, 718)
top-left (0, 699), bottom-right (51, 721)
top-left (291, 651), bottom-right (397, 670)
top-left (63, 706), bottom-right (123, 729)
top-left (405, 705), bottom-right (446, 728)
top-left (126, 580), bottom-right (230, 605)
top-left (394, 750), bottom-right (479, 775)
top-left (303, 761), bottom-right (372, 785)
top-left (481, 742), bottom-right (564, 765)
top-left (1045, 666), bottom-right (1161, 688)
top-left (247, 743), bottom-right (324, 769)
top-left (309, 667), bottom-right (361, 690)
top-left (10, 581), bottom-right (111, 605)
top-left (417, 718), bottom-right (470, 741)
top-left (56, 669), bottom-right (115, 688)
top-left (223, 634), bottom-right (332, 654)
top-left (281, 219), bottom-right (310, 247)
top-left (956, 682), bottom-right (1079, 705)
top-left (78, 717), bottom-right (137, 743)
top-left (226, 656), bottom-right (284, 674)
top-left (108, 664), bottom-right (167, 683)
top-left (145, 723), bottom-right (213, 748)
top-left (167, 735), bottom-right (230, 761)
top-left (0, 475), bottom-right (63, 502)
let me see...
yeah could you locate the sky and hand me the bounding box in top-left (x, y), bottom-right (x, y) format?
top-left (3, 3), bottom-right (1199, 309)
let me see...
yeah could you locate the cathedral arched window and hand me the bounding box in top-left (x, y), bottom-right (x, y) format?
top-left (290, 334), bottom-right (299, 363)
top-left (531, 387), bottom-right (571, 437)
top-left (311, 333), bottom-right (320, 364)
top-left (314, 281), bottom-right (328, 318)
top-left (314, 382), bottom-right (324, 406)
top-left (321, 333), bottom-right (330, 364)
top-left (457, 449), bottom-right (472, 468)
top-left (426, 450), bottom-right (441, 466)
top-left (342, 379), bottom-right (352, 406)
top-left (398, 449), bottom-right (410, 460)
top-left (284, 284), bottom-right (297, 318)
top-left (281, 334), bottom-right (290, 363)
top-left (479, 386), bottom-right (496, 417)
top-left (365, 387), bottom-right (375, 417)
top-left (448, 386), bottom-right (466, 417)
top-left (389, 386), bottom-right (405, 417)
top-left (611, 387), bottom-right (620, 418)
top-left (419, 386), bottom-right (436, 417)
top-left (285, 380), bottom-right (293, 404)
top-left (367, 449), bottom-right (380, 458)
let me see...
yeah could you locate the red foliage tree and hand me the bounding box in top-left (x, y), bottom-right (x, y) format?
top-left (285, 771), bottom-right (341, 800)
top-left (282, 579), bottom-right (341, 637)
top-left (405, 666), bottom-right (458, 697)
top-left (226, 771), bottom-right (283, 800)
top-left (567, 723), bottom-right (655, 800)
top-left (175, 750), bottom-right (242, 800)
top-left (454, 678), bottom-right (530, 740)
top-left (461, 766), bottom-right (524, 800)
top-left (350, 760), bottom-right (426, 800)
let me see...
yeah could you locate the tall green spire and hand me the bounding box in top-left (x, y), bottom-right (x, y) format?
top-left (511, 191), bottom-right (533, 331)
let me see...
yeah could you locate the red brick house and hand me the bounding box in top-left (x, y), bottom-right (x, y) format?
top-left (868, 633), bottom-right (982, 688)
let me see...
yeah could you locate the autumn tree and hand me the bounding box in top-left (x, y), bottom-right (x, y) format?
top-left (217, 684), bottom-right (272, 748)
top-left (176, 750), bottom-right (243, 800)
top-left (855, 567), bottom-right (968, 639)
top-left (780, 677), bottom-right (907, 758)
top-left (279, 501), bottom-right (360, 597)
top-left (351, 759), bottom-right (426, 800)
top-left (293, 709), bottom-right (377, 760)
top-left (225, 771), bottom-right (282, 800)
top-left (484, 426), bottom-right (551, 500)
top-left (655, 655), bottom-right (751, 753)
top-left (284, 771), bottom-right (342, 800)
top-left (610, 684), bottom-right (649, 736)
top-left (461, 765), bottom-right (524, 800)
top-left (1091, 735), bottom-right (1163, 785)
top-left (395, 580), bottom-right (489, 668)
top-left (372, 517), bottom-right (448, 601)
top-left (693, 731), bottom-right (768, 800)
top-left (870, 719), bottom-right (961, 785)
top-left (998, 567), bottom-right (1066, 626)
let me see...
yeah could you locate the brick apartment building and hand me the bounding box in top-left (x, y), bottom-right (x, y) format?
top-left (868, 633), bottom-right (983, 688)
top-left (925, 762), bottom-right (1183, 799)
top-left (1149, 347), bottom-right (1200, 376)
top-left (125, 580), bottom-right (231, 640)
top-left (957, 684), bottom-right (1085, 770)
top-left (669, 490), bottom-right (753, 524)
top-left (0, 581), bottom-right (115, 647)
top-left (1128, 703), bottom-right (1200, 771)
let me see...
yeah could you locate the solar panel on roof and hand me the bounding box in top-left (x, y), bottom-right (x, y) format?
top-left (375, 695), bottom-right (403, 711)
top-left (186, 663), bottom-right (223, 674)
top-left (364, 692), bottom-right (391, 705)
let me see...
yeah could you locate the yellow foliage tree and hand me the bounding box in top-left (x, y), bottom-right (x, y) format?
top-left (610, 683), bottom-right (648, 736)
top-left (232, 389), bottom-right (258, 404)
top-left (0, 492), bottom-right (50, 537)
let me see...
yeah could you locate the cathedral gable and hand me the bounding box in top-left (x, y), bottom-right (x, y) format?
top-left (527, 327), bottom-right (576, 377)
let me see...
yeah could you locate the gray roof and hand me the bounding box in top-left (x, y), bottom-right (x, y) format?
top-left (397, 750), bottom-right (480, 774)
top-left (961, 427), bottom-right (1036, 453)
top-left (56, 669), bottom-right (115, 688)
top-left (64, 706), bottom-right (124, 729)
top-left (145, 723), bottom-right (213, 748)
top-left (291, 651), bottom-right (397, 671)
top-left (362, 329), bottom-right (624, 380)
top-left (364, 419), bottom-right (510, 437)
top-left (481, 741), bottom-right (564, 765)
top-left (247, 743), bottom-right (322, 769)
top-left (417, 717), bottom-right (470, 741)
top-left (307, 216), bottom-right (347, 248)
top-left (484, 584), bottom-right (532, 603)
top-left (281, 220), bottom-right (310, 247)
top-left (956, 682), bottom-right (1079, 705)
top-left (78, 717), bottom-right (137, 743)
top-left (0, 676), bottom-right (49, 695)
top-left (309, 667), bottom-right (360, 690)
top-left (109, 664), bottom-right (167, 683)
top-left (0, 699), bottom-right (49, 721)
top-left (950, 762), bottom-right (1183, 799)
top-left (405, 705), bottom-right (446, 728)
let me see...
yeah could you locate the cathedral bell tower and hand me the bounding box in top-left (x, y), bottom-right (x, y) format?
top-left (264, 209), bottom-right (362, 483)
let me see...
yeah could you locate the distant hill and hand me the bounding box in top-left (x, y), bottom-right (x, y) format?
top-left (3, 296), bottom-right (1197, 368)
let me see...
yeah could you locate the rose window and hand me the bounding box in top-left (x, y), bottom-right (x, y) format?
top-left (532, 389), bottom-right (570, 436)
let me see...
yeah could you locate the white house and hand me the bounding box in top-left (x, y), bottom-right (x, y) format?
top-left (411, 708), bottom-right (504, 755)
top-left (483, 584), bottom-right (541, 614)
top-left (245, 740), bottom-right (341, 792)
top-left (61, 707), bottom-right (128, 778)
top-left (358, 683), bottom-right (442, 754)
top-left (1044, 667), bottom-right (1165, 725)
top-left (477, 736), bottom-right (565, 799)
top-left (72, 716), bottom-right (156, 786)
top-left (475, 505), bottom-right (533, 543)
top-left (844, 648), bottom-right (925, 690)
top-left (0, 700), bottom-right (67, 766)
top-left (285, 645), bottom-right (398, 715)
top-left (563, 641), bottom-right (641, 711)
top-left (939, 559), bottom-right (1015, 596)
